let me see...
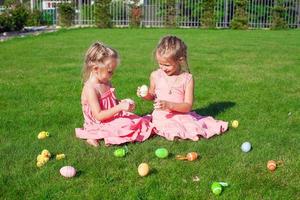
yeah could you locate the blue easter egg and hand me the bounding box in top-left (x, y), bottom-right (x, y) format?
top-left (241, 142), bottom-right (252, 152)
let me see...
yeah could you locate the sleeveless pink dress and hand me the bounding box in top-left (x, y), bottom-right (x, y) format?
top-left (75, 86), bottom-right (153, 145)
top-left (152, 69), bottom-right (228, 141)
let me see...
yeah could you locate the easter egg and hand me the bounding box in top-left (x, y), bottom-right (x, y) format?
top-left (155, 148), bottom-right (169, 158)
top-left (241, 142), bottom-right (251, 153)
top-left (140, 85), bottom-right (148, 97)
top-left (36, 161), bottom-right (44, 168)
top-left (125, 98), bottom-right (135, 105)
top-left (231, 120), bottom-right (239, 128)
top-left (56, 154), bottom-right (66, 160)
top-left (211, 182), bottom-right (222, 195)
top-left (114, 148), bottom-right (126, 157)
top-left (186, 152), bottom-right (198, 161)
top-left (41, 149), bottom-right (51, 158)
top-left (267, 160), bottom-right (276, 171)
top-left (138, 163), bottom-right (150, 177)
top-left (38, 131), bottom-right (49, 139)
top-left (36, 154), bottom-right (44, 162)
top-left (60, 166), bottom-right (76, 178)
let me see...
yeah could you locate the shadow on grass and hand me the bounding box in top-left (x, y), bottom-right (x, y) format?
top-left (137, 101), bottom-right (235, 118)
top-left (193, 101), bottom-right (235, 117)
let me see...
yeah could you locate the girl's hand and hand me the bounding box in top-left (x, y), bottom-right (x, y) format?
top-left (153, 100), bottom-right (172, 110)
top-left (119, 99), bottom-right (135, 112)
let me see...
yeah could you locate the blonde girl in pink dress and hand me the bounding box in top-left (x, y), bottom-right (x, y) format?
top-left (137, 36), bottom-right (228, 141)
top-left (75, 42), bottom-right (153, 146)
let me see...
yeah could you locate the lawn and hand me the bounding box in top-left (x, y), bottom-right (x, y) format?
top-left (0, 28), bottom-right (299, 199)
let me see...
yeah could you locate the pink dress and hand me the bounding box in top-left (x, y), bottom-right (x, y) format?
top-left (75, 86), bottom-right (153, 145)
top-left (152, 69), bottom-right (228, 141)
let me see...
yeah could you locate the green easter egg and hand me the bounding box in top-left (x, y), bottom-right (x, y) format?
top-left (114, 148), bottom-right (126, 157)
top-left (211, 182), bottom-right (222, 195)
top-left (155, 148), bottom-right (168, 158)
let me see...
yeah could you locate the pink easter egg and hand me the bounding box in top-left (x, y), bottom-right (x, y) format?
top-left (60, 166), bottom-right (76, 178)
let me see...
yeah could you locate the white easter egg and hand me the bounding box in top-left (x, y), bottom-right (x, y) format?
top-left (60, 166), bottom-right (76, 178)
top-left (241, 142), bottom-right (252, 153)
top-left (140, 85), bottom-right (148, 97)
top-left (125, 98), bottom-right (135, 105)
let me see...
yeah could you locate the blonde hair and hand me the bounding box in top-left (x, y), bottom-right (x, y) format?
top-left (155, 35), bottom-right (189, 73)
top-left (82, 42), bottom-right (119, 82)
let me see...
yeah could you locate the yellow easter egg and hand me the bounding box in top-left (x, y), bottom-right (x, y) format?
top-left (231, 120), bottom-right (239, 128)
top-left (37, 154), bottom-right (44, 162)
top-left (41, 149), bottom-right (51, 158)
top-left (42, 156), bottom-right (49, 163)
top-left (36, 161), bottom-right (44, 167)
top-left (37, 131), bottom-right (49, 139)
top-left (56, 154), bottom-right (65, 160)
top-left (138, 163), bottom-right (150, 177)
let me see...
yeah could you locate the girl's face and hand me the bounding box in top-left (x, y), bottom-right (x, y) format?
top-left (156, 53), bottom-right (180, 76)
top-left (95, 58), bottom-right (117, 83)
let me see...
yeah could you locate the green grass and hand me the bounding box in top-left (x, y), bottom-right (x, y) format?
top-left (0, 28), bottom-right (299, 199)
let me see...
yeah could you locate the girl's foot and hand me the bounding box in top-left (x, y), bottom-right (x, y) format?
top-left (86, 139), bottom-right (99, 147)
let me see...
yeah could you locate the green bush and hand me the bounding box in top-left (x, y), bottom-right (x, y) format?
top-left (12, 4), bottom-right (29, 30)
top-left (26, 9), bottom-right (43, 26)
top-left (201, 0), bottom-right (215, 28)
top-left (0, 12), bottom-right (14, 32)
top-left (95, 0), bottom-right (112, 28)
top-left (0, 1), bottom-right (29, 32)
top-left (58, 3), bottom-right (75, 27)
top-left (230, 0), bottom-right (248, 29)
top-left (271, 4), bottom-right (287, 29)
top-left (165, 0), bottom-right (176, 27)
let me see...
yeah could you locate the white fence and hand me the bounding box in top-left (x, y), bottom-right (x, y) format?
top-left (29, 0), bottom-right (300, 28)
top-left (0, 6), bottom-right (5, 14)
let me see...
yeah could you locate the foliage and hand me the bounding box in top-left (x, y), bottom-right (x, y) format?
top-left (95, 0), bottom-right (112, 28)
top-left (271, 0), bottom-right (287, 29)
top-left (58, 3), bottom-right (75, 27)
top-left (26, 9), bottom-right (43, 26)
top-left (0, 1), bottom-right (29, 32)
top-left (201, 0), bottom-right (216, 28)
top-left (0, 12), bottom-right (14, 32)
top-left (230, 0), bottom-right (248, 29)
top-left (165, 0), bottom-right (176, 27)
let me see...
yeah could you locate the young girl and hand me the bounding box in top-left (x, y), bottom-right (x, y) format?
top-left (137, 36), bottom-right (228, 141)
top-left (75, 42), bottom-right (153, 146)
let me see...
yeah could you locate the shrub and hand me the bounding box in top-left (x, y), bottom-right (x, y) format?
top-left (271, 2), bottom-right (287, 29)
top-left (11, 4), bottom-right (29, 30)
top-left (26, 9), bottom-right (43, 26)
top-left (0, 1), bottom-right (29, 32)
top-left (0, 12), bottom-right (14, 32)
top-left (230, 0), bottom-right (248, 29)
top-left (165, 0), bottom-right (176, 27)
top-left (58, 3), bottom-right (75, 27)
top-left (201, 0), bottom-right (215, 28)
top-left (95, 0), bottom-right (112, 28)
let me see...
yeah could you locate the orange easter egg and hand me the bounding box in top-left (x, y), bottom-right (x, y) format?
top-left (186, 152), bottom-right (198, 161)
top-left (267, 160), bottom-right (277, 171)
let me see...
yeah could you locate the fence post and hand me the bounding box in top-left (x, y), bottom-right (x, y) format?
top-left (79, 0), bottom-right (82, 25)
top-left (297, 1), bottom-right (300, 28)
top-left (31, 0), bottom-right (34, 11)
